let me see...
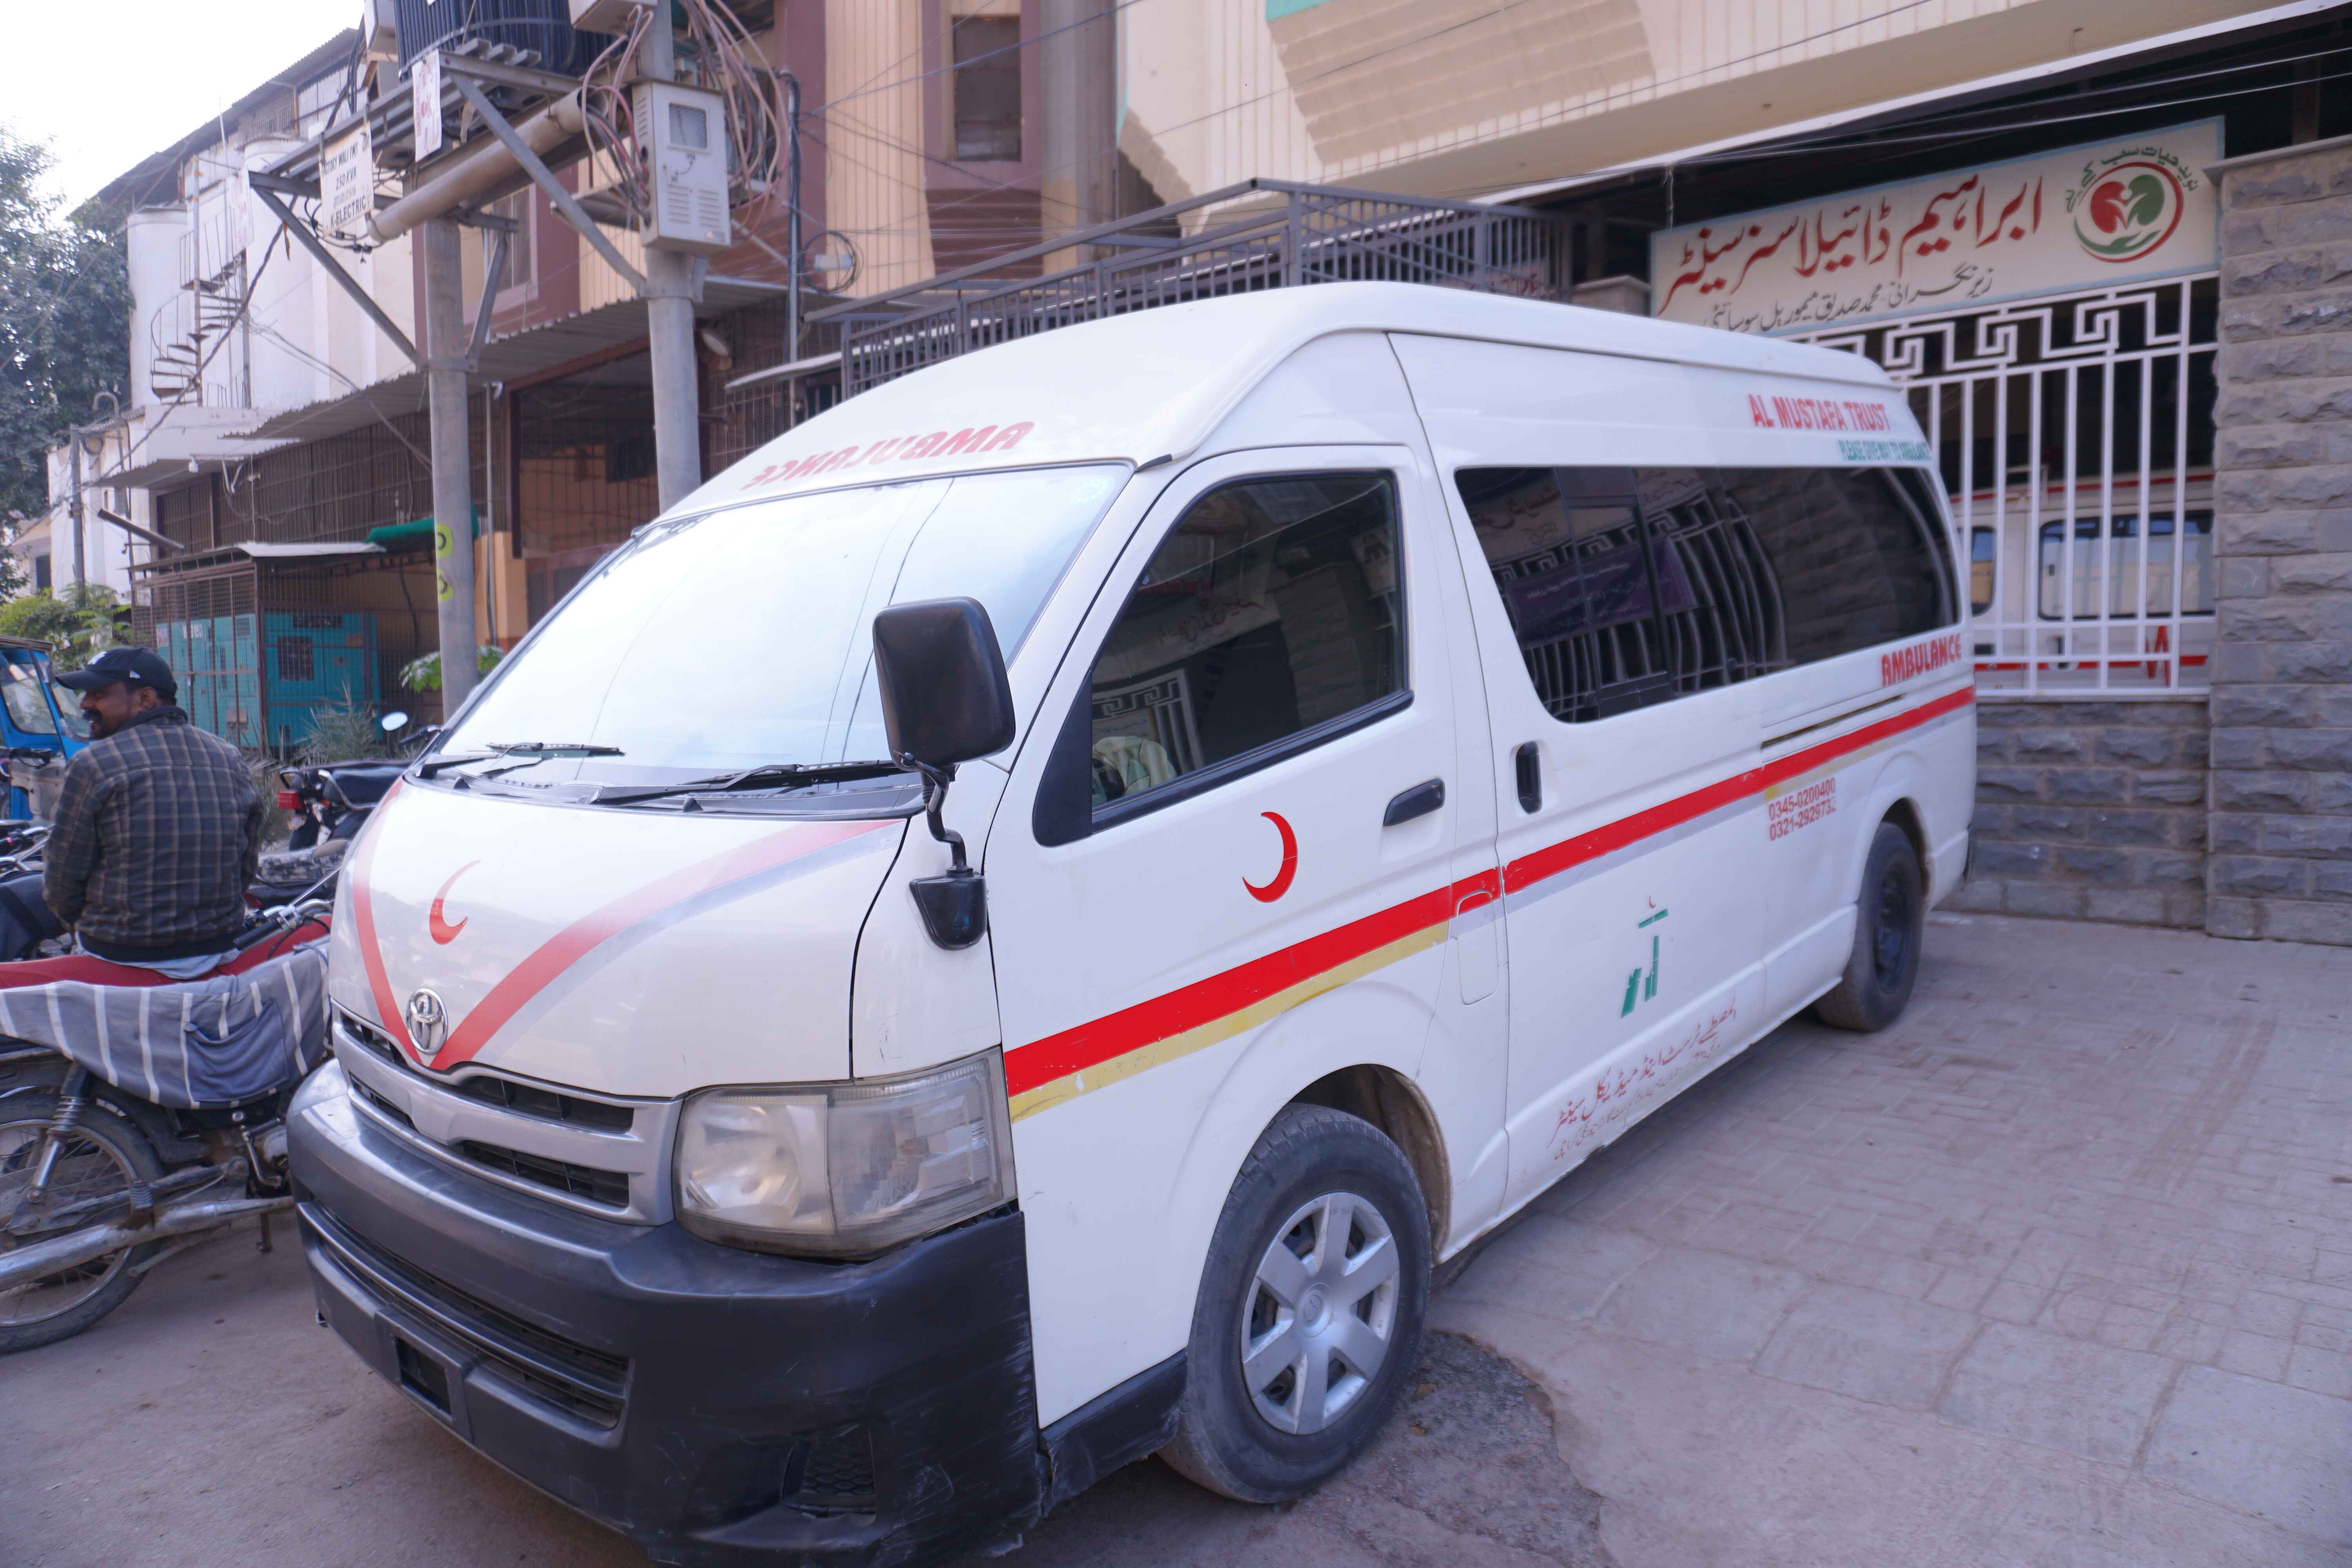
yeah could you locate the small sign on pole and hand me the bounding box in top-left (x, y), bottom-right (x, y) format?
top-left (412, 52), bottom-right (443, 161)
top-left (321, 121), bottom-right (376, 241)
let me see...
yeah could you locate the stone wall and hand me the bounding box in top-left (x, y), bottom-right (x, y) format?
top-left (1951, 700), bottom-right (2209, 927)
top-left (2208, 132), bottom-right (2352, 947)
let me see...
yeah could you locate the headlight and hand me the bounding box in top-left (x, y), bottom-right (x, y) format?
top-left (674, 1049), bottom-right (1014, 1259)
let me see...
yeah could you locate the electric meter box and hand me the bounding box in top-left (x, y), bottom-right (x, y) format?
top-left (633, 80), bottom-right (731, 255)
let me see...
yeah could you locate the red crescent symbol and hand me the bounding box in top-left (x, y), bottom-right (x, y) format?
top-left (429, 860), bottom-right (481, 945)
top-left (1243, 812), bottom-right (1298, 904)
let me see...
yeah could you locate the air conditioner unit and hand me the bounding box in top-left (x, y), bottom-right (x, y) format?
top-left (632, 80), bottom-right (731, 255)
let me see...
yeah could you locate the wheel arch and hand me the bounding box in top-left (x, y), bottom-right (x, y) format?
top-left (1880, 795), bottom-right (1931, 895)
top-left (1288, 1063), bottom-right (1451, 1254)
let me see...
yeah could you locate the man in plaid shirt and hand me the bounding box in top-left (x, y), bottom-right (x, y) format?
top-left (37, 648), bottom-right (269, 978)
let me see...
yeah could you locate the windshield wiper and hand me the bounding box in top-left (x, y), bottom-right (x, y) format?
top-left (589, 760), bottom-right (907, 806)
top-left (486, 740), bottom-right (624, 757)
top-left (417, 740), bottom-right (623, 780)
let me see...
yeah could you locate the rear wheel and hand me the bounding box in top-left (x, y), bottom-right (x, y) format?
top-left (1161, 1104), bottom-right (1429, 1502)
top-left (0, 1093), bottom-right (163, 1354)
top-left (1815, 821), bottom-right (1926, 1033)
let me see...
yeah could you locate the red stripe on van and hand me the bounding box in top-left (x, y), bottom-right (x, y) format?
top-left (1503, 684), bottom-right (1975, 893)
top-left (1005, 684), bottom-right (1971, 1102)
top-left (346, 781), bottom-right (414, 1054)
top-left (1004, 880), bottom-right (1470, 1098)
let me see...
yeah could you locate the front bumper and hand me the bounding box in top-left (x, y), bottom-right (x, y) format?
top-left (290, 1063), bottom-right (1043, 1567)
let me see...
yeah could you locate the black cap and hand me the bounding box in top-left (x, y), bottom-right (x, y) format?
top-left (57, 647), bottom-right (178, 702)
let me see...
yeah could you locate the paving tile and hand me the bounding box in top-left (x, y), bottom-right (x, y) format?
top-left (1978, 1279), bottom-right (2050, 1326)
top-left (2215, 1329), bottom-right (2292, 1381)
top-left (2149, 1314), bottom-right (2228, 1365)
top-left (2294, 1303), bottom-right (2352, 1353)
top-left (1925, 1269), bottom-right (1998, 1313)
top-left (1752, 1283), bottom-right (1980, 1409)
top-left (1681, 1201), bottom-right (1811, 1264)
top-left (2233, 1289), bottom-right (2304, 1337)
top-left (2145, 1367), bottom-right (2352, 1544)
top-left (1937, 1322), bottom-right (2176, 1465)
top-left (1593, 1246), bottom-right (1807, 1364)
top-left (1444, 1214), bottom-right (1659, 1323)
top-left (2283, 1343), bottom-right (2352, 1399)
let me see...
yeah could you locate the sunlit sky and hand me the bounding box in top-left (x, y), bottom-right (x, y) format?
top-left (3, 0), bottom-right (357, 211)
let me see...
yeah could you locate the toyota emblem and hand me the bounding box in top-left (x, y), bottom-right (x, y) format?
top-left (403, 988), bottom-right (450, 1060)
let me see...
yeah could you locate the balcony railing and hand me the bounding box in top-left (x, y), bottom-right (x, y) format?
top-left (816, 180), bottom-right (1568, 397)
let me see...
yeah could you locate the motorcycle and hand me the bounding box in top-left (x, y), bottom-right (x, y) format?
top-left (254, 712), bottom-right (428, 900)
top-left (0, 881), bottom-right (335, 1354)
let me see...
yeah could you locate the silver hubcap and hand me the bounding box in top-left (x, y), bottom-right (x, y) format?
top-left (1240, 1191), bottom-right (1399, 1434)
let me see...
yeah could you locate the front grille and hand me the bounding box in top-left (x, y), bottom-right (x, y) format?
top-left (307, 1207), bottom-right (629, 1428)
top-left (351, 1077), bottom-right (415, 1131)
top-left (454, 1074), bottom-right (634, 1132)
top-left (797, 1428), bottom-right (879, 1513)
top-left (458, 1141), bottom-right (631, 1209)
top-left (338, 1011), bottom-right (634, 1132)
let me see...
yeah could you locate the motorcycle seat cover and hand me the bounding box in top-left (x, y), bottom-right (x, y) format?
top-left (0, 939), bottom-right (331, 1109)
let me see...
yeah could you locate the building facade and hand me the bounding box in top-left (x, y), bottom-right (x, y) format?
top-left (40, 0), bottom-right (2352, 942)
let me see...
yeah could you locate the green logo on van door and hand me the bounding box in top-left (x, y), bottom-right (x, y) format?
top-left (1621, 907), bottom-right (1669, 1017)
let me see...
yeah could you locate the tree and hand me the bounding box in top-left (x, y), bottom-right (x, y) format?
top-left (0, 584), bottom-right (123, 670)
top-left (0, 125), bottom-right (131, 567)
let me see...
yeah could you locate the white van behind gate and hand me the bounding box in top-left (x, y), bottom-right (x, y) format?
top-left (292, 282), bottom-right (1974, 1565)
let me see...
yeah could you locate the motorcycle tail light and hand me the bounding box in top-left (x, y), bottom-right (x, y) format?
top-left (276, 790), bottom-right (302, 810)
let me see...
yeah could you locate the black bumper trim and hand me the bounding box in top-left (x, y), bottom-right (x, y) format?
top-left (306, 1203), bottom-right (629, 1426)
top-left (1040, 1350), bottom-right (1187, 1513)
top-left (292, 1073), bottom-right (1045, 1567)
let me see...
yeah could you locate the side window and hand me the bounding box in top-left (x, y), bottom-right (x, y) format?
top-left (1086, 472), bottom-right (1403, 811)
top-left (1700, 467), bottom-right (1951, 664)
top-left (1457, 464), bottom-right (1953, 723)
top-left (1456, 466), bottom-right (1787, 722)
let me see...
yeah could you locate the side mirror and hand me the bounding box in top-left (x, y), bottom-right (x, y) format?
top-left (871, 598), bottom-right (1014, 768)
top-left (870, 599), bottom-right (1014, 951)
top-left (379, 710), bottom-right (411, 734)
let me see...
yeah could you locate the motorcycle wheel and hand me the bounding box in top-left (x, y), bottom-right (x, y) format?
top-left (0, 1093), bottom-right (164, 1354)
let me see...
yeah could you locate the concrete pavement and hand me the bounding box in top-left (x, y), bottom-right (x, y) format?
top-left (1437, 911), bottom-right (2352, 1566)
top-left (6, 912), bottom-right (2350, 1566)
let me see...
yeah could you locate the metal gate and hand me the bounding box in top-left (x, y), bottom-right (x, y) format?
top-left (1799, 275), bottom-right (2219, 697)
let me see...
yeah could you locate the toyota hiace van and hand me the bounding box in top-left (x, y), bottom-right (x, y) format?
top-left (291, 282), bottom-right (1974, 1565)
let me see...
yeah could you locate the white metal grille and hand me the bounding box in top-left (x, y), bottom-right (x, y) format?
top-left (1797, 276), bottom-right (2218, 699)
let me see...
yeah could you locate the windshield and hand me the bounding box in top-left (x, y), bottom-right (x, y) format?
top-left (443, 464), bottom-right (1127, 785)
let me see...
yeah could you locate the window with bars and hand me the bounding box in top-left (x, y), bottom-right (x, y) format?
top-left (1457, 465), bottom-right (1950, 723)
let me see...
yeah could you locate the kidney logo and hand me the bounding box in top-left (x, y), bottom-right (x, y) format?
top-left (2073, 160), bottom-right (2185, 264)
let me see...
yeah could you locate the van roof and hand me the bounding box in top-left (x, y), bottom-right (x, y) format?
top-left (692, 281), bottom-right (1895, 511)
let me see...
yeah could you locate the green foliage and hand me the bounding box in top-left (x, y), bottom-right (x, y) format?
top-left (299, 695), bottom-right (394, 764)
top-left (0, 583), bottom-right (121, 669)
top-left (399, 644), bottom-right (505, 694)
top-left (0, 125), bottom-right (130, 537)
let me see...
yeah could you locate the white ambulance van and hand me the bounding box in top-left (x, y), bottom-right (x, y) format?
top-left (290, 281), bottom-right (1974, 1564)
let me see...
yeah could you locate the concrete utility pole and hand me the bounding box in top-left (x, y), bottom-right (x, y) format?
top-left (641, 11), bottom-right (704, 511)
top-left (65, 435), bottom-right (85, 592)
top-left (1040, 0), bottom-right (1118, 274)
top-left (422, 217), bottom-right (479, 711)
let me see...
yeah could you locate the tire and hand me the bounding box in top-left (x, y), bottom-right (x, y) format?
top-left (0, 1092), bottom-right (164, 1355)
top-left (1814, 821), bottom-right (1926, 1033)
top-left (1160, 1103), bottom-right (1430, 1503)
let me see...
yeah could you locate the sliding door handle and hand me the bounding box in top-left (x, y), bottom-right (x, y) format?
top-left (1515, 742), bottom-right (1541, 813)
top-left (1384, 779), bottom-right (1445, 827)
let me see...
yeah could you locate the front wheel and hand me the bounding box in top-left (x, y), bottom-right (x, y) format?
top-left (1161, 1104), bottom-right (1429, 1502)
top-left (1814, 821), bottom-right (1926, 1033)
top-left (0, 1092), bottom-right (164, 1354)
